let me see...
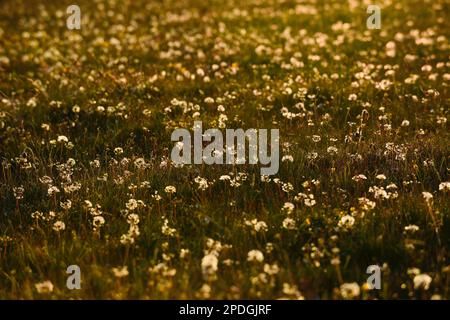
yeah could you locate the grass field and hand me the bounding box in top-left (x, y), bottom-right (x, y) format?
top-left (0, 0), bottom-right (449, 299)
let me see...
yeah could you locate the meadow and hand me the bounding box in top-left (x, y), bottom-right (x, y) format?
top-left (0, 0), bottom-right (449, 299)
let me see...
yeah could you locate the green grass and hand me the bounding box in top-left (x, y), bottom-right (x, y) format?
top-left (0, 0), bottom-right (449, 299)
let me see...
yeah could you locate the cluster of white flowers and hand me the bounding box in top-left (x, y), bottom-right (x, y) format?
top-left (161, 218), bottom-right (177, 237)
top-left (247, 250), bottom-right (264, 262)
top-left (120, 212), bottom-right (140, 245)
top-left (194, 176), bottom-right (212, 190)
top-left (340, 282), bottom-right (360, 299)
top-left (201, 238), bottom-right (225, 282)
top-left (244, 218), bottom-right (268, 233)
top-left (294, 192), bottom-right (316, 207)
top-left (338, 215), bottom-right (355, 230)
